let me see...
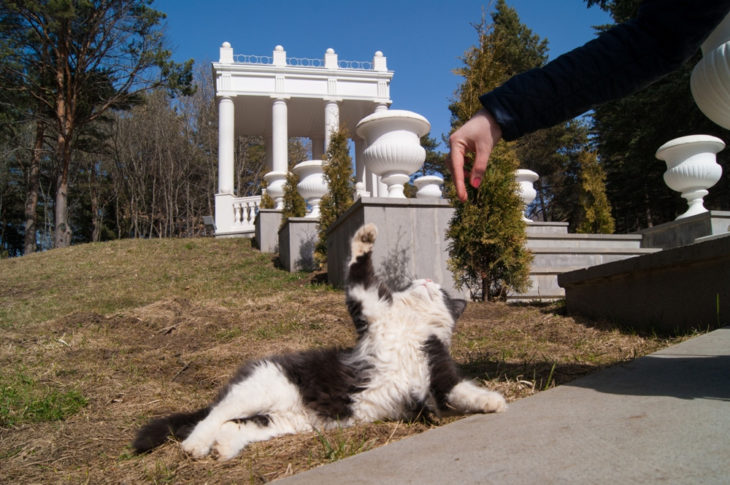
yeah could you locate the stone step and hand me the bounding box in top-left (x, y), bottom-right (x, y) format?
top-left (529, 247), bottom-right (659, 269)
top-left (510, 247), bottom-right (661, 301)
top-left (525, 222), bottom-right (569, 235)
top-left (526, 233), bottom-right (644, 250)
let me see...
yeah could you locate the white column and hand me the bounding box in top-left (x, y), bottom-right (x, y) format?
top-left (324, 100), bottom-right (340, 152)
top-left (215, 96), bottom-right (235, 235)
top-left (375, 103), bottom-right (388, 113)
top-left (266, 97), bottom-right (289, 209)
top-left (218, 96), bottom-right (235, 194)
top-left (272, 98), bottom-right (288, 173)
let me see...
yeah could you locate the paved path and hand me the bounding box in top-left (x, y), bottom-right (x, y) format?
top-left (276, 327), bottom-right (730, 484)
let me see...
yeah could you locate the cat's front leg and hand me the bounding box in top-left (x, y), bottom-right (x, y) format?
top-left (346, 224), bottom-right (391, 334)
top-left (447, 380), bottom-right (507, 414)
top-left (349, 223), bottom-right (377, 266)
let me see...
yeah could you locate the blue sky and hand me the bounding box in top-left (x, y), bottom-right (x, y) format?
top-left (153, 0), bottom-right (612, 148)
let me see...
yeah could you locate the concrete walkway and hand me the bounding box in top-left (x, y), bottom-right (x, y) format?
top-left (277, 327), bottom-right (730, 484)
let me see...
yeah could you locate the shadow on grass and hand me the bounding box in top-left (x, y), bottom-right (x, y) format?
top-left (516, 300), bottom-right (715, 339)
top-left (460, 347), bottom-right (730, 401)
top-left (458, 356), bottom-right (597, 391)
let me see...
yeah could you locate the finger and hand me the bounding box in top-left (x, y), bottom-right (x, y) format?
top-left (469, 143), bottom-right (489, 189)
top-left (449, 142), bottom-right (468, 202)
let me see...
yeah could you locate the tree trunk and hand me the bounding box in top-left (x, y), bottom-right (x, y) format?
top-left (90, 163), bottom-right (101, 242)
top-left (24, 122), bottom-right (44, 254)
top-left (54, 134), bottom-right (72, 248)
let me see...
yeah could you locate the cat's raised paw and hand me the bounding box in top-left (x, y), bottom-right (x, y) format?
top-left (351, 223), bottom-right (378, 259)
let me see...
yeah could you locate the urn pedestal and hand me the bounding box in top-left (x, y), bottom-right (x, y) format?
top-left (691, 12), bottom-right (730, 129)
top-left (414, 175), bottom-right (444, 200)
top-left (356, 110), bottom-right (431, 198)
top-left (292, 160), bottom-right (327, 219)
top-left (264, 171), bottom-right (287, 210)
top-left (515, 169), bottom-right (539, 222)
top-left (656, 135), bottom-right (725, 220)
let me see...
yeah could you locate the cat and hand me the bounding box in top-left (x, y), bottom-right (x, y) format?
top-left (133, 223), bottom-right (506, 460)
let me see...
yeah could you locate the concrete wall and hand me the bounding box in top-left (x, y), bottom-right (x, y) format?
top-left (279, 218), bottom-right (319, 272)
top-left (326, 198), bottom-right (460, 295)
top-left (254, 209), bottom-right (283, 253)
top-left (558, 234), bottom-right (730, 332)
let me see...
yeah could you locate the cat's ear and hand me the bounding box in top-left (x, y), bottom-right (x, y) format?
top-left (446, 297), bottom-right (467, 320)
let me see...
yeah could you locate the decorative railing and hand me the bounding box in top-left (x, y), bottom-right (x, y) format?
top-left (232, 54), bottom-right (373, 71)
top-left (231, 195), bottom-right (261, 233)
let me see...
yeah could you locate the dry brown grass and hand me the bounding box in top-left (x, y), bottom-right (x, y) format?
top-left (0, 237), bottom-right (691, 484)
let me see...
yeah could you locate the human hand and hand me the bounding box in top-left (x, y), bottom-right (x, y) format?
top-left (448, 108), bottom-right (503, 202)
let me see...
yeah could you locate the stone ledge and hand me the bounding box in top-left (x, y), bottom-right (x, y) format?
top-left (558, 234), bottom-right (730, 331)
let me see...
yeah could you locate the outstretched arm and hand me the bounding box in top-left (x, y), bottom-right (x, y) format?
top-left (449, 0), bottom-right (730, 202)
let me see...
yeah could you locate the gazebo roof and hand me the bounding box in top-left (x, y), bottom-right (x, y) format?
top-left (212, 44), bottom-right (394, 139)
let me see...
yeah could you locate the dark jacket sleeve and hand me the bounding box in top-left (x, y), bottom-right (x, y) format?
top-left (480, 0), bottom-right (730, 141)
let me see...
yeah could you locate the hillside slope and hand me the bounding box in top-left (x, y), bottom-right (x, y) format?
top-left (0, 238), bottom-right (686, 483)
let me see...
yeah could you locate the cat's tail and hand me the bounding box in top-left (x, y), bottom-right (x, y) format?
top-left (132, 407), bottom-right (209, 453)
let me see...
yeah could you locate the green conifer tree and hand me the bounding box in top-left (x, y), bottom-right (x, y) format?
top-left (446, 1), bottom-right (534, 300)
top-left (316, 129), bottom-right (354, 263)
top-left (576, 150), bottom-right (615, 234)
top-left (259, 178), bottom-right (275, 209)
top-left (279, 170), bottom-right (307, 228)
top-left (447, 143), bottom-right (532, 301)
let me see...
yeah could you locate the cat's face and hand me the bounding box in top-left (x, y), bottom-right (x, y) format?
top-left (401, 279), bottom-right (467, 323)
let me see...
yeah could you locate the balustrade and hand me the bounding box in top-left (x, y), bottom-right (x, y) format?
top-left (231, 195), bottom-right (261, 233)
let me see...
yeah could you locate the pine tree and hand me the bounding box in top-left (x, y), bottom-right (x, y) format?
top-left (259, 178), bottom-right (276, 210)
top-left (447, 143), bottom-right (532, 300)
top-left (576, 150), bottom-right (615, 234)
top-left (446, 1), bottom-right (535, 300)
top-left (280, 168), bottom-right (306, 227)
top-left (0, 1), bottom-right (194, 248)
top-left (316, 129), bottom-right (354, 262)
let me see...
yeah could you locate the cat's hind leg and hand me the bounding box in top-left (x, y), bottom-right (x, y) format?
top-left (181, 362), bottom-right (301, 459)
top-left (446, 380), bottom-right (507, 414)
top-left (214, 413), bottom-right (311, 460)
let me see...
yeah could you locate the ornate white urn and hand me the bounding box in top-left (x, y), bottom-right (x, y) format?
top-left (414, 174), bottom-right (444, 199)
top-left (690, 12), bottom-right (730, 129)
top-left (514, 169), bottom-right (539, 222)
top-left (356, 110), bottom-right (431, 198)
top-left (656, 135), bottom-right (725, 220)
top-left (264, 171), bottom-right (287, 210)
top-left (292, 160), bottom-right (328, 219)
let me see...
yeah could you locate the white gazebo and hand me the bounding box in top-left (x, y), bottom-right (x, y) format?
top-left (212, 43), bottom-right (394, 236)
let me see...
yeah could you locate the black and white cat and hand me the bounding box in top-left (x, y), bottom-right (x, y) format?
top-left (133, 223), bottom-right (506, 460)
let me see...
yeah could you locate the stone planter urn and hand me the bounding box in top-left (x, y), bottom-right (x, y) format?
top-left (292, 160), bottom-right (327, 219)
top-left (356, 110), bottom-right (431, 198)
top-left (264, 171), bottom-right (287, 210)
top-left (515, 169), bottom-right (539, 222)
top-left (414, 174), bottom-right (443, 199)
top-left (656, 135), bottom-right (725, 220)
top-left (691, 12), bottom-right (730, 129)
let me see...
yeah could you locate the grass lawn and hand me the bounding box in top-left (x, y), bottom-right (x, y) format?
top-left (0, 237), bottom-right (693, 483)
